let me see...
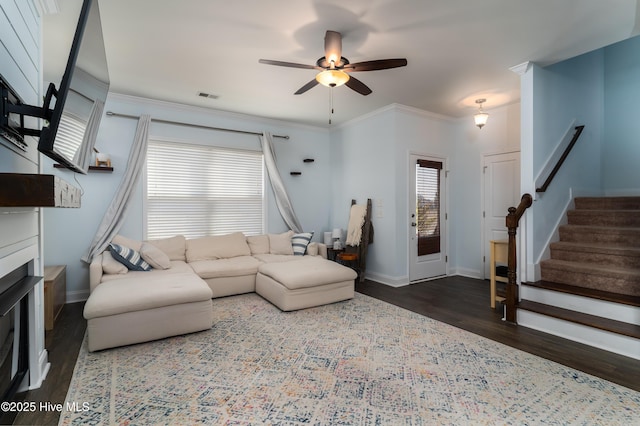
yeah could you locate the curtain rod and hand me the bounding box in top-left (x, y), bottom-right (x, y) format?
top-left (105, 111), bottom-right (289, 140)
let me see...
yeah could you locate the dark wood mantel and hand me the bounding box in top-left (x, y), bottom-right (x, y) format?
top-left (0, 173), bottom-right (81, 207)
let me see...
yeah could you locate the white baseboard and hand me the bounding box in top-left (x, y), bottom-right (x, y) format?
top-left (365, 271), bottom-right (409, 287)
top-left (450, 267), bottom-right (482, 279)
top-left (29, 350), bottom-right (49, 390)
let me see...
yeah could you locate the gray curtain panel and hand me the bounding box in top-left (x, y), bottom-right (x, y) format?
top-left (73, 99), bottom-right (105, 171)
top-left (260, 132), bottom-right (303, 233)
top-left (81, 114), bottom-right (151, 263)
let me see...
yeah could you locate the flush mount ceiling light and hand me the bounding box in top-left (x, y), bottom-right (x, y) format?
top-left (474, 98), bottom-right (489, 129)
top-left (315, 68), bottom-right (350, 87)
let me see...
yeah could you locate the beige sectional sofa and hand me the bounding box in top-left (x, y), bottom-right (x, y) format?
top-left (85, 231), bottom-right (356, 351)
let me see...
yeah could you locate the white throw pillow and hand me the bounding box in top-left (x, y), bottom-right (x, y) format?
top-left (111, 234), bottom-right (142, 251)
top-left (140, 243), bottom-right (171, 270)
top-left (269, 231), bottom-right (294, 255)
top-left (145, 235), bottom-right (186, 261)
top-left (306, 242), bottom-right (318, 256)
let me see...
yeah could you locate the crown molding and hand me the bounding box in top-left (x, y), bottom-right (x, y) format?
top-left (333, 103), bottom-right (454, 131)
top-left (509, 61), bottom-right (532, 76)
top-left (106, 92), bottom-right (330, 135)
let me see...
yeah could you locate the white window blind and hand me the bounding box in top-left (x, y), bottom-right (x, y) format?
top-left (146, 140), bottom-right (264, 240)
top-left (55, 112), bottom-right (86, 159)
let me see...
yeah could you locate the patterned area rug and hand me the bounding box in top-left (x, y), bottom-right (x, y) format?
top-left (60, 293), bottom-right (640, 425)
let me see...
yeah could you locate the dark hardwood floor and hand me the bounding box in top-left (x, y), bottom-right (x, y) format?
top-left (9, 276), bottom-right (640, 425)
top-left (10, 302), bottom-right (86, 426)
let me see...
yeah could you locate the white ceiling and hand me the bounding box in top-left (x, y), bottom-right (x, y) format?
top-left (43, 0), bottom-right (640, 127)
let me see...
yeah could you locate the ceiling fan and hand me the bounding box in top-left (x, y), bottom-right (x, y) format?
top-left (259, 30), bottom-right (407, 96)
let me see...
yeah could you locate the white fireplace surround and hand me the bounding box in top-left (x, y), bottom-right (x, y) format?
top-left (0, 244), bottom-right (49, 392)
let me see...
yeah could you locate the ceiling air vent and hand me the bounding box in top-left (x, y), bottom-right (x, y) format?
top-left (198, 92), bottom-right (219, 100)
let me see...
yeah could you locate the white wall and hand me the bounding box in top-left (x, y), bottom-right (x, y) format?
top-left (43, 93), bottom-right (332, 301)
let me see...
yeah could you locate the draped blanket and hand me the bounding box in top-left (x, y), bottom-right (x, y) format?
top-left (346, 204), bottom-right (366, 246)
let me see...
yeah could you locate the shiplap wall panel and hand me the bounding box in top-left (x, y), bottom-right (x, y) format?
top-left (4, 0), bottom-right (40, 71)
top-left (0, 2), bottom-right (39, 102)
top-left (0, 0), bottom-right (41, 253)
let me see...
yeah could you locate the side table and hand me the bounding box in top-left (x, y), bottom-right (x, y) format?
top-left (44, 265), bottom-right (66, 331)
top-left (327, 247), bottom-right (344, 262)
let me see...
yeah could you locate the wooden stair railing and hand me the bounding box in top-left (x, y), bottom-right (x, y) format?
top-left (505, 193), bottom-right (533, 323)
top-left (536, 125), bottom-right (584, 193)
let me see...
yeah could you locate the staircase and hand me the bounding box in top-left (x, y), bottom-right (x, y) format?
top-left (517, 196), bottom-right (640, 360)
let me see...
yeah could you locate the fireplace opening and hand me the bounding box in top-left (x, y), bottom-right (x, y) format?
top-left (0, 262), bottom-right (39, 424)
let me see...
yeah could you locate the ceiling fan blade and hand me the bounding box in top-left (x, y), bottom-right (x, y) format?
top-left (259, 59), bottom-right (320, 70)
top-left (324, 30), bottom-right (342, 66)
top-left (294, 79), bottom-right (319, 95)
top-left (345, 75), bottom-right (372, 96)
top-left (344, 58), bottom-right (408, 72)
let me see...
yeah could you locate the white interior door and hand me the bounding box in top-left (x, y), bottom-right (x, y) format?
top-left (409, 154), bottom-right (447, 282)
top-left (482, 151), bottom-right (520, 278)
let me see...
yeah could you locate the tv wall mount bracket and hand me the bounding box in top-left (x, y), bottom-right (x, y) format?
top-left (0, 75), bottom-right (56, 149)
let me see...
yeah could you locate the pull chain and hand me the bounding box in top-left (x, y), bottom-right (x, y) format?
top-left (329, 87), bottom-right (335, 125)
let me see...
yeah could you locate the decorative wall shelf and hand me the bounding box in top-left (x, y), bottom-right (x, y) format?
top-left (0, 173), bottom-right (81, 207)
top-left (53, 164), bottom-right (113, 172)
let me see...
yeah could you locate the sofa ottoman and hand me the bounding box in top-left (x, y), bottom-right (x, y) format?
top-left (83, 273), bottom-right (213, 352)
top-left (256, 257), bottom-right (357, 311)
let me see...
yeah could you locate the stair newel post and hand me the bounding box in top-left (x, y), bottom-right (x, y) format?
top-left (505, 207), bottom-right (519, 323)
top-left (505, 193), bottom-right (533, 323)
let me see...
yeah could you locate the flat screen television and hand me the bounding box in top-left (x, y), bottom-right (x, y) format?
top-left (0, 0), bottom-right (109, 174)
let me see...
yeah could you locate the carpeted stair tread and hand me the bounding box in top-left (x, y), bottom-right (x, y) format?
top-left (523, 280), bottom-right (640, 307)
top-left (541, 258), bottom-right (640, 276)
top-left (575, 196), bottom-right (640, 210)
top-left (567, 209), bottom-right (640, 227)
top-left (559, 224), bottom-right (640, 246)
top-left (549, 241), bottom-right (640, 268)
top-left (540, 259), bottom-right (640, 296)
top-left (518, 300), bottom-right (640, 339)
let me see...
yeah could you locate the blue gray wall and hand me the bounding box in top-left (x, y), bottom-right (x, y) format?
top-left (43, 94), bottom-right (332, 301)
top-left (521, 35), bottom-right (640, 278)
top-left (603, 35), bottom-right (640, 193)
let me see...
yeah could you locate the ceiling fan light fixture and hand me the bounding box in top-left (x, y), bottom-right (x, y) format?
top-left (474, 98), bottom-right (489, 129)
top-left (316, 69), bottom-right (350, 88)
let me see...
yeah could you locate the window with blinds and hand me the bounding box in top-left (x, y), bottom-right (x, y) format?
top-left (146, 140), bottom-right (264, 240)
top-left (55, 112), bottom-right (87, 160)
top-left (416, 159), bottom-right (442, 256)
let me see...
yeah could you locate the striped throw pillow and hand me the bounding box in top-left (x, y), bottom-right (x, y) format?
top-left (109, 243), bottom-right (152, 271)
top-left (291, 232), bottom-right (314, 256)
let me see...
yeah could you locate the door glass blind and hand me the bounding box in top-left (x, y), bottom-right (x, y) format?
top-left (146, 140), bottom-right (264, 240)
top-left (416, 159), bottom-right (442, 256)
